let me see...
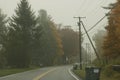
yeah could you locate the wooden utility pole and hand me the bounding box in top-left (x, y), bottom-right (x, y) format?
top-left (81, 22), bottom-right (101, 63)
top-left (74, 17), bottom-right (85, 70)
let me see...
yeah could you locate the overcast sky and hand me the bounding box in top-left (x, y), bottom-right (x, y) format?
top-left (0, 0), bottom-right (116, 43)
top-left (0, 0), bottom-right (115, 27)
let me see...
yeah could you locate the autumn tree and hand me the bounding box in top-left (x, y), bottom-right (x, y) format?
top-left (59, 26), bottom-right (78, 55)
top-left (59, 26), bottom-right (81, 63)
top-left (103, 0), bottom-right (120, 61)
top-left (32, 9), bottom-right (64, 66)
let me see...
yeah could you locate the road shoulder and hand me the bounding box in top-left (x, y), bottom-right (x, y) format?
top-left (68, 68), bottom-right (82, 80)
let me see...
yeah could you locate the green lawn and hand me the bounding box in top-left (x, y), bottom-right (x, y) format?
top-left (0, 67), bottom-right (39, 77)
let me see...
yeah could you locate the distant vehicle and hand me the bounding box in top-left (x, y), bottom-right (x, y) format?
top-left (73, 63), bottom-right (80, 70)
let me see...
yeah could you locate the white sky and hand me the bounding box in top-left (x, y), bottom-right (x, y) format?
top-left (0, 0), bottom-right (116, 35)
top-left (0, 0), bottom-right (116, 27)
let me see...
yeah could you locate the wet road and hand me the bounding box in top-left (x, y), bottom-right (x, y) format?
top-left (0, 66), bottom-right (78, 80)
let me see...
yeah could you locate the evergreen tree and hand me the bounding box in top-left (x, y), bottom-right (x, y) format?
top-left (0, 9), bottom-right (7, 68)
top-left (7, 0), bottom-right (36, 68)
top-left (31, 20), bottom-right (43, 66)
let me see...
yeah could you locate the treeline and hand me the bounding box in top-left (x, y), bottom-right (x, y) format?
top-left (0, 0), bottom-right (64, 68)
top-left (58, 26), bottom-right (89, 63)
top-left (0, 0), bottom-right (83, 68)
top-left (58, 26), bottom-right (80, 63)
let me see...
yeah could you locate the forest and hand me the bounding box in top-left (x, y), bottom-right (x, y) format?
top-left (0, 0), bottom-right (85, 68)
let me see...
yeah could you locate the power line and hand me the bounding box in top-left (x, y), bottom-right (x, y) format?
top-left (85, 0), bottom-right (105, 16)
top-left (81, 21), bottom-right (101, 63)
top-left (82, 15), bottom-right (107, 35)
top-left (82, 3), bottom-right (117, 35)
top-left (81, 0), bottom-right (107, 17)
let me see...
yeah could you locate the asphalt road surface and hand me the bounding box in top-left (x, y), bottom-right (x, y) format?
top-left (0, 66), bottom-right (79, 80)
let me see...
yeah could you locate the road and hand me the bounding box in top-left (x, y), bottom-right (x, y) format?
top-left (0, 66), bottom-right (79, 80)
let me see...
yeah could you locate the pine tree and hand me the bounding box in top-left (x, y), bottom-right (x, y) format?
top-left (7, 0), bottom-right (36, 68)
top-left (0, 9), bottom-right (7, 68)
top-left (30, 21), bottom-right (43, 66)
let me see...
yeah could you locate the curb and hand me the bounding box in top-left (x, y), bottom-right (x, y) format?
top-left (68, 68), bottom-right (81, 80)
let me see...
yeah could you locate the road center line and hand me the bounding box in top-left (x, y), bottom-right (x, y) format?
top-left (33, 68), bottom-right (56, 80)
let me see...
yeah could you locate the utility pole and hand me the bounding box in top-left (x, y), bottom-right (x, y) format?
top-left (81, 21), bottom-right (101, 63)
top-left (74, 17), bottom-right (85, 70)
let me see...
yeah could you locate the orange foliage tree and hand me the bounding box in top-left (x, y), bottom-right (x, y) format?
top-left (103, 0), bottom-right (120, 59)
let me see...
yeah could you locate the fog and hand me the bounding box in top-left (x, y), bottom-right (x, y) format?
top-left (0, 0), bottom-right (116, 55)
top-left (0, 0), bottom-right (115, 27)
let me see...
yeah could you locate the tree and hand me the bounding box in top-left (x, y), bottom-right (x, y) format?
top-left (49, 21), bottom-right (64, 65)
top-left (0, 9), bottom-right (7, 68)
top-left (32, 9), bottom-right (64, 66)
top-left (59, 26), bottom-right (82, 63)
top-left (93, 30), bottom-right (107, 65)
top-left (103, 0), bottom-right (120, 61)
top-left (30, 15), bottom-right (43, 66)
top-left (6, 0), bottom-right (36, 68)
top-left (93, 30), bottom-right (106, 57)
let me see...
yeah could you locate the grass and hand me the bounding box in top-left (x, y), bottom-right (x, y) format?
top-left (72, 57), bottom-right (120, 80)
top-left (72, 68), bottom-right (85, 80)
top-left (100, 64), bottom-right (120, 80)
top-left (93, 57), bottom-right (120, 80)
top-left (0, 67), bottom-right (39, 77)
top-left (72, 65), bottom-right (120, 80)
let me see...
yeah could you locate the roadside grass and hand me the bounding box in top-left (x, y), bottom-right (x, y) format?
top-left (101, 73), bottom-right (120, 80)
top-left (100, 64), bottom-right (120, 80)
top-left (0, 67), bottom-right (39, 77)
top-left (93, 57), bottom-right (120, 80)
top-left (72, 68), bottom-right (85, 80)
top-left (72, 65), bottom-right (120, 80)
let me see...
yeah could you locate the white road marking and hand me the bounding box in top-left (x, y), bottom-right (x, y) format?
top-left (68, 68), bottom-right (80, 80)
